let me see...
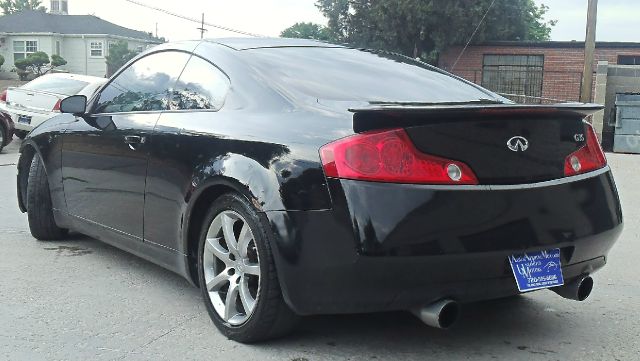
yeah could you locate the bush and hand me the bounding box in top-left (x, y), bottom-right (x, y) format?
top-left (0, 55), bottom-right (5, 70)
top-left (14, 52), bottom-right (67, 79)
top-left (51, 54), bottom-right (67, 68)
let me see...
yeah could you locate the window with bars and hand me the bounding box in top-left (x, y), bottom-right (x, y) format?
top-left (618, 55), bottom-right (640, 65)
top-left (13, 40), bottom-right (38, 61)
top-left (482, 55), bottom-right (544, 103)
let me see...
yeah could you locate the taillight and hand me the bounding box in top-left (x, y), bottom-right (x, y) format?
top-left (0, 90), bottom-right (7, 103)
top-left (564, 123), bottom-right (607, 176)
top-left (52, 99), bottom-right (62, 112)
top-left (320, 128), bottom-right (478, 185)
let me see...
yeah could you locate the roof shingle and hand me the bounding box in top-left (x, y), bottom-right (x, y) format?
top-left (0, 10), bottom-right (157, 41)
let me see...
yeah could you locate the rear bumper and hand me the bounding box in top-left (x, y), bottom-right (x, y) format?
top-left (266, 169), bottom-right (623, 315)
top-left (3, 108), bottom-right (51, 131)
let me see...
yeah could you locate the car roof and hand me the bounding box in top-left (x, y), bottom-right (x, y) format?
top-left (204, 37), bottom-right (345, 51)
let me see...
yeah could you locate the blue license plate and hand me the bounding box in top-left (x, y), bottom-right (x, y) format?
top-left (509, 249), bottom-right (564, 292)
top-left (18, 115), bottom-right (32, 124)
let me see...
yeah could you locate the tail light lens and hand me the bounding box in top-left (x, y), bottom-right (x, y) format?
top-left (320, 128), bottom-right (478, 185)
top-left (0, 90), bottom-right (7, 103)
top-left (52, 99), bottom-right (62, 112)
top-left (564, 123), bottom-right (607, 176)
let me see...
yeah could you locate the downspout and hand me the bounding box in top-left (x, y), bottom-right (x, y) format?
top-left (83, 35), bottom-right (88, 75)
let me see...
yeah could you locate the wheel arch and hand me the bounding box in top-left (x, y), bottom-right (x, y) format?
top-left (16, 141), bottom-right (40, 213)
top-left (183, 176), bottom-right (263, 287)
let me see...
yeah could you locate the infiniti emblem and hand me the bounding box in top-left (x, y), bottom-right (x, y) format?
top-left (507, 136), bottom-right (529, 152)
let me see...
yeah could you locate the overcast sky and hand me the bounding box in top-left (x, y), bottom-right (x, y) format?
top-left (59, 0), bottom-right (640, 42)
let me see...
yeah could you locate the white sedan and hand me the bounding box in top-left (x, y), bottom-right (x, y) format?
top-left (0, 73), bottom-right (106, 139)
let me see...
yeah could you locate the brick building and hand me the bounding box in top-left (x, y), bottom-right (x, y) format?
top-left (438, 41), bottom-right (640, 103)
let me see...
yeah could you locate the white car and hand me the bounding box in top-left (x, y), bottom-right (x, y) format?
top-left (0, 73), bottom-right (106, 138)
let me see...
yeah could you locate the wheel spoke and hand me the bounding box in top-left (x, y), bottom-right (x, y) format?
top-left (206, 270), bottom-right (230, 292)
top-left (243, 262), bottom-right (260, 276)
top-left (239, 277), bottom-right (255, 312)
top-left (224, 282), bottom-right (240, 321)
top-left (237, 223), bottom-right (253, 258)
top-left (205, 237), bottom-right (231, 265)
top-left (221, 213), bottom-right (238, 254)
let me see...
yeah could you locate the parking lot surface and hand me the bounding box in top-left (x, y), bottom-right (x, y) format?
top-left (1, 138), bottom-right (638, 361)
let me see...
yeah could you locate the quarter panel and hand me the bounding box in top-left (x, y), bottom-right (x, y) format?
top-left (144, 110), bottom-right (335, 251)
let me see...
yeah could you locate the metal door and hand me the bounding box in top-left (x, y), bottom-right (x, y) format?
top-left (614, 94), bottom-right (640, 153)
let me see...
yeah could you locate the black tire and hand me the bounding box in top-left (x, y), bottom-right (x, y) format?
top-left (0, 124), bottom-right (5, 152)
top-left (26, 154), bottom-right (67, 240)
top-left (15, 130), bottom-right (28, 140)
top-left (197, 193), bottom-right (298, 343)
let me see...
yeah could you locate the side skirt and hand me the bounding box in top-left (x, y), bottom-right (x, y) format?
top-left (56, 210), bottom-right (193, 284)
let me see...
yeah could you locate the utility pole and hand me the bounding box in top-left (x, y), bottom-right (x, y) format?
top-left (155, 22), bottom-right (158, 38)
top-left (580, 0), bottom-right (598, 103)
top-left (196, 13), bottom-right (208, 39)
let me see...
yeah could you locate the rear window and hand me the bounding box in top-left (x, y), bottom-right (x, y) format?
top-left (22, 77), bottom-right (90, 96)
top-left (244, 47), bottom-right (498, 103)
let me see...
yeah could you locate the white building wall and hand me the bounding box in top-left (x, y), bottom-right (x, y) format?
top-left (62, 36), bottom-right (108, 77)
top-left (0, 35), bottom-right (57, 69)
top-left (0, 33), bottom-right (158, 76)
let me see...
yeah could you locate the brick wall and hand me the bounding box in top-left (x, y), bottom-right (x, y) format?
top-left (438, 44), bottom-right (640, 102)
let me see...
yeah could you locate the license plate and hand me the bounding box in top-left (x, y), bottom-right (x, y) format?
top-left (18, 115), bottom-right (32, 124)
top-left (509, 249), bottom-right (564, 292)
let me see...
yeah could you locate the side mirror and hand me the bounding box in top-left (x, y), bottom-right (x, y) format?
top-left (60, 95), bottom-right (88, 115)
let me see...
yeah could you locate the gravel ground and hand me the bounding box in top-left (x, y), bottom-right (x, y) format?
top-left (0, 138), bottom-right (638, 361)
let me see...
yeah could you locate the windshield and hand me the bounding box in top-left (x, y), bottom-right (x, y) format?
top-left (244, 47), bottom-right (499, 104)
top-left (22, 76), bottom-right (90, 96)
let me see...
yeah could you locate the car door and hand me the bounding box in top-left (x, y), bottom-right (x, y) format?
top-left (61, 51), bottom-right (191, 240)
top-left (144, 55), bottom-right (231, 250)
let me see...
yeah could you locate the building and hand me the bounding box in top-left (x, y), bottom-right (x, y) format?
top-left (438, 41), bottom-right (640, 151)
top-left (438, 41), bottom-right (640, 104)
top-left (0, 1), bottom-right (161, 77)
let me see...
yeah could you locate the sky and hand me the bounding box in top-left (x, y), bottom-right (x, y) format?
top-left (56, 0), bottom-right (640, 42)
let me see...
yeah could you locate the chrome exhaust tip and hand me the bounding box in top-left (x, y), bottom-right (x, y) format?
top-left (411, 299), bottom-right (460, 329)
top-left (551, 275), bottom-right (594, 301)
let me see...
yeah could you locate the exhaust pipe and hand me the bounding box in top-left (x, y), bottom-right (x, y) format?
top-left (551, 275), bottom-right (594, 301)
top-left (411, 299), bottom-right (460, 329)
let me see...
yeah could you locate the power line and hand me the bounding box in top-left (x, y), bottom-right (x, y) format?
top-left (451, 0), bottom-right (497, 71)
top-left (124, 0), bottom-right (264, 38)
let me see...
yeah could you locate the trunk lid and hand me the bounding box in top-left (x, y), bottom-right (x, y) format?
top-left (350, 103), bottom-right (603, 185)
top-left (6, 87), bottom-right (62, 114)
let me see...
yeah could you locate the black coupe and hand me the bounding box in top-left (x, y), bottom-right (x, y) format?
top-left (17, 38), bottom-right (623, 342)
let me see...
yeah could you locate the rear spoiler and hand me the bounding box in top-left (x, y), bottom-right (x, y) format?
top-left (348, 103), bottom-right (604, 133)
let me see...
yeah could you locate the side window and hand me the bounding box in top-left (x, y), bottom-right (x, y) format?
top-left (170, 56), bottom-right (230, 111)
top-left (94, 51), bottom-right (190, 114)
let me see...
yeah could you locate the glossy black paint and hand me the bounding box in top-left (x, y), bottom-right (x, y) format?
top-left (267, 170), bottom-right (622, 314)
top-left (16, 38), bottom-right (623, 316)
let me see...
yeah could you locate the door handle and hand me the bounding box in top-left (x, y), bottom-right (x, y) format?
top-left (124, 135), bottom-right (146, 150)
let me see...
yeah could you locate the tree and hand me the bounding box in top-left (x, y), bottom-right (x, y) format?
top-left (0, 55), bottom-right (4, 71)
top-left (281, 22), bottom-right (337, 42)
top-left (0, 0), bottom-right (46, 14)
top-left (315, 0), bottom-right (556, 62)
top-left (106, 41), bottom-right (139, 76)
top-left (14, 52), bottom-right (67, 80)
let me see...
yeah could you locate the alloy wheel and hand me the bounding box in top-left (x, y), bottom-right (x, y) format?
top-left (203, 210), bottom-right (261, 326)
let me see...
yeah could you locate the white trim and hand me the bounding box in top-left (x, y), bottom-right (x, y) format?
top-left (12, 39), bottom-right (39, 62)
top-left (0, 32), bottom-right (161, 44)
top-left (89, 40), bottom-right (105, 58)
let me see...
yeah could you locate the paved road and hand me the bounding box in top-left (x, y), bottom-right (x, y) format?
top-left (1, 138), bottom-right (638, 361)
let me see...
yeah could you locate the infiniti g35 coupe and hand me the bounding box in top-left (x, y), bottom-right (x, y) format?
top-left (17, 38), bottom-right (623, 343)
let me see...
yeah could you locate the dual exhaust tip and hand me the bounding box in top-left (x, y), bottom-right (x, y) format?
top-left (412, 275), bottom-right (594, 329)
